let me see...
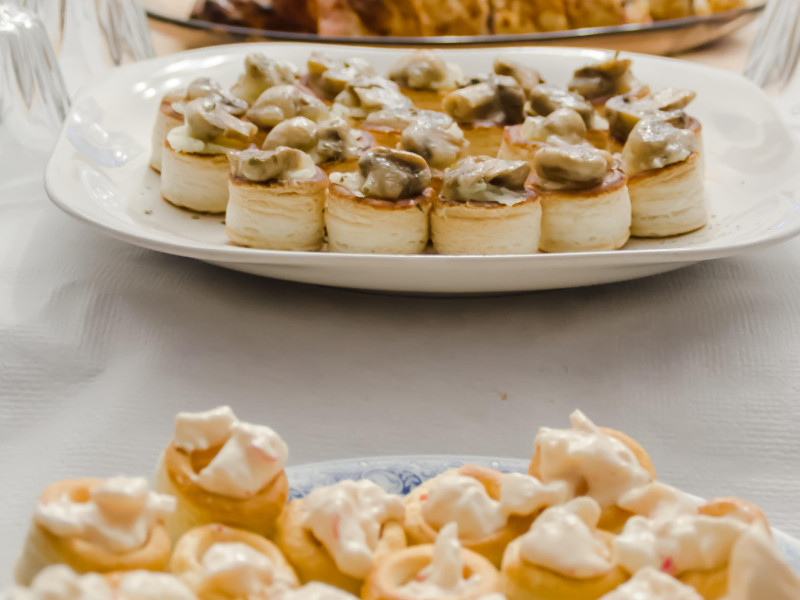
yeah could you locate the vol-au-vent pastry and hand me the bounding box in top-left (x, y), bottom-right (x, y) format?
top-left (529, 410), bottom-right (655, 531)
top-left (325, 148), bottom-right (433, 254)
top-left (724, 525), bottom-right (800, 600)
top-left (444, 75), bottom-right (526, 156)
top-left (231, 53), bottom-right (299, 105)
top-left (597, 567), bottom-right (702, 600)
top-left (263, 116), bottom-right (373, 175)
top-left (387, 51), bottom-right (464, 111)
top-left (498, 108), bottom-right (588, 165)
top-left (225, 147), bottom-right (328, 251)
top-left (303, 53), bottom-right (376, 102)
top-left (604, 87), bottom-right (697, 149)
top-left (529, 143), bottom-right (631, 252)
top-left (161, 98), bottom-right (257, 214)
top-left (363, 523), bottom-right (500, 600)
top-left (567, 56), bottom-right (643, 107)
top-left (492, 58), bottom-right (544, 99)
top-left (332, 77), bottom-right (413, 124)
top-left (15, 477), bottom-right (175, 585)
top-left (500, 497), bottom-right (629, 600)
top-left (169, 524), bottom-right (299, 600)
top-left (151, 77), bottom-right (248, 172)
top-left (361, 108), bottom-right (420, 148)
top-left (399, 111), bottom-right (468, 188)
top-left (404, 464), bottom-right (570, 567)
top-left (622, 116), bottom-right (707, 238)
top-left (431, 157), bottom-right (541, 255)
top-left (155, 406), bottom-right (290, 541)
top-left (245, 85), bottom-right (330, 141)
top-left (525, 84), bottom-right (608, 150)
top-left (274, 479), bottom-right (407, 595)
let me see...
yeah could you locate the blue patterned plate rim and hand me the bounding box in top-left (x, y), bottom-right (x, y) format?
top-left (284, 454), bottom-right (800, 571)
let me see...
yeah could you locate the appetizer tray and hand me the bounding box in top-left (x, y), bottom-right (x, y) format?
top-left (45, 43), bottom-right (800, 294)
top-left (144, 3), bottom-right (765, 56)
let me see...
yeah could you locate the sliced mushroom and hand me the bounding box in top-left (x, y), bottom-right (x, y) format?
top-left (527, 84), bottom-right (594, 127)
top-left (315, 116), bottom-right (359, 163)
top-left (171, 78), bottom-right (248, 117)
top-left (388, 50), bottom-right (462, 90)
top-left (262, 117), bottom-right (318, 152)
top-left (184, 97), bottom-right (257, 148)
top-left (442, 157), bottom-right (530, 203)
top-left (621, 116), bottom-right (696, 175)
top-left (334, 77), bottom-right (412, 118)
top-left (493, 57), bottom-right (544, 97)
top-left (444, 75), bottom-right (525, 124)
top-left (358, 148), bottom-right (431, 200)
top-left (233, 53), bottom-right (299, 104)
top-left (246, 85), bottom-right (329, 128)
top-left (533, 143), bottom-right (613, 189)
top-left (363, 107), bottom-right (420, 130)
top-left (567, 56), bottom-right (641, 102)
top-left (229, 147), bottom-right (315, 183)
top-left (520, 108), bottom-right (587, 144)
top-left (400, 115), bottom-right (466, 170)
top-left (605, 88), bottom-right (695, 142)
top-left (308, 52), bottom-right (376, 99)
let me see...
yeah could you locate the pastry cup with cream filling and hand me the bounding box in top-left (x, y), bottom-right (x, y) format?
top-left (528, 143), bottom-right (631, 253)
top-left (431, 156), bottom-right (541, 255)
top-left (274, 479), bottom-right (407, 595)
top-left (363, 523), bottom-right (500, 600)
top-left (325, 148), bottom-right (433, 254)
top-left (15, 478), bottom-right (174, 585)
top-left (169, 524), bottom-right (299, 600)
top-left (154, 406), bottom-right (290, 542)
top-left (622, 117), bottom-right (707, 238)
top-left (225, 148), bottom-right (328, 251)
top-left (161, 98), bottom-right (257, 214)
top-left (500, 498), bottom-right (629, 600)
top-left (387, 51), bottom-right (463, 111)
top-left (404, 464), bottom-right (569, 567)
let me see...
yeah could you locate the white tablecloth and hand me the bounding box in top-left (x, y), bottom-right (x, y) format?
top-left (3, 17), bottom-right (800, 586)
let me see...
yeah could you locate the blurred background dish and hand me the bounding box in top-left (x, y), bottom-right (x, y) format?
top-left (144, 0), bottom-right (763, 55)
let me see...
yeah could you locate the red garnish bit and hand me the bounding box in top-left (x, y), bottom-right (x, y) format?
top-left (660, 557), bottom-right (676, 575)
top-left (216, 525), bottom-right (225, 532)
top-left (333, 514), bottom-right (341, 540)
top-left (419, 494), bottom-right (428, 501)
top-left (416, 574), bottom-right (427, 582)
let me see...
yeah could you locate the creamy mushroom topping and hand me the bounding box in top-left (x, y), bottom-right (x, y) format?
top-left (400, 113), bottom-right (467, 170)
top-left (605, 88), bottom-right (695, 142)
top-left (333, 77), bottom-right (413, 119)
top-left (442, 157), bottom-right (530, 206)
top-left (568, 56), bottom-right (641, 102)
top-left (332, 148), bottom-right (431, 200)
top-left (520, 108), bottom-right (587, 145)
top-left (493, 57), bottom-right (543, 97)
top-left (533, 410), bottom-right (653, 508)
top-left (725, 526), bottom-right (800, 600)
top-left (263, 117), bottom-right (318, 153)
top-left (307, 53), bottom-right (376, 99)
top-left (245, 85), bottom-right (329, 128)
top-left (230, 147), bottom-right (317, 183)
top-left (314, 117), bottom-right (363, 163)
top-left (363, 107), bottom-right (420, 130)
top-left (397, 523), bottom-right (480, 598)
top-left (533, 143), bottom-right (614, 190)
top-left (519, 497), bottom-right (615, 578)
top-left (302, 480), bottom-right (405, 579)
top-left (526, 84), bottom-right (594, 128)
top-left (34, 477), bottom-right (175, 553)
top-left (598, 567), bottom-right (702, 600)
top-left (388, 50), bottom-right (463, 90)
top-left (421, 472), bottom-right (570, 539)
top-left (444, 75), bottom-right (525, 125)
top-left (621, 117), bottom-right (696, 175)
top-left (167, 98), bottom-right (257, 154)
top-left (173, 406), bottom-right (289, 499)
top-left (168, 77), bottom-right (248, 118)
top-left (233, 53), bottom-right (299, 104)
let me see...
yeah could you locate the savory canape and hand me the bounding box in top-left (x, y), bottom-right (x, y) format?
top-left (387, 50), bottom-right (463, 111)
top-left (231, 53), bottom-right (299, 105)
top-left (498, 107), bottom-right (588, 165)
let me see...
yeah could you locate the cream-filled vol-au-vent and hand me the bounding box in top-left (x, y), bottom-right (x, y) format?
top-left (148, 50), bottom-right (711, 254)
top-left (7, 406), bottom-right (800, 600)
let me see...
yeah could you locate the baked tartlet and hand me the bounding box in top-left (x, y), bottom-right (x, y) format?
top-left (231, 53), bottom-right (299, 105)
top-left (325, 148), bottom-right (433, 254)
top-left (499, 108), bottom-right (588, 166)
top-left (274, 479), bottom-right (407, 594)
top-left (15, 477), bottom-right (175, 584)
top-left (387, 50), bottom-right (463, 111)
top-left (404, 464), bottom-right (569, 567)
top-left (154, 406), bottom-right (289, 541)
top-left (431, 156), bottom-right (541, 255)
top-left (225, 147), bottom-right (328, 251)
top-left (526, 83), bottom-right (609, 150)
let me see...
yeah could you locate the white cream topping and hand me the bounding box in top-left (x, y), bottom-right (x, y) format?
top-left (199, 542), bottom-right (284, 597)
top-left (275, 582), bottom-right (359, 600)
top-left (398, 523), bottom-right (479, 598)
top-left (519, 497), bottom-right (614, 578)
top-left (614, 512), bottom-right (748, 575)
top-left (598, 567), bottom-right (702, 600)
top-left (534, 410), bottom-right (653, 509)
top-left (116, 572), bottom-right (196, 600)
top-left (725, 525), bottom-right (800, 600)
top-left (34, 477), bottom-right (175, 553)
top-left (174, 406), bottom-right (238, 452)
top-left (10, 566), bottom-right (112, 600)
top-left (520, 109), bottom-right (587, 145)
top-left (329, 172), bottom-right (366, 197)
top-left (166, 126), bottom-right (234, 156)
top-left (422, 472), bottom-right (569, 539)
top-left (618, 483), bottom-right (700, 520)
top-left (302, 479), bottom-right (405, 579)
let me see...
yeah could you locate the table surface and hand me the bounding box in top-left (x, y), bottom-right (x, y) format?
top-left (4, 15), bottom-right (800, 585)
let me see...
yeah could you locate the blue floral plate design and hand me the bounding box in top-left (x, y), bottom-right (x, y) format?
top-left (285, 454), bottom-right (800, 572)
